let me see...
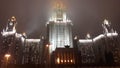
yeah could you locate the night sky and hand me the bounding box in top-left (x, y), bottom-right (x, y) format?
top-left (0, 0), bottom-right (120, 39)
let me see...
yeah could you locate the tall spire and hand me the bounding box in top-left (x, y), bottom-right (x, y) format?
top-left (102, 19), bottom-right (115, 34)
top-left (54, 0), bottom-right (65, 11)
top-left (54, 1), bottom-right (66, 20)
top-left (50, 0), bottom-right (67, 22)
top-left (6, 16), bottom-right (17, 31)
top-left (1, 16), bottom-right (17, 36)
top-left (11, 16), bottom-right (16, 22)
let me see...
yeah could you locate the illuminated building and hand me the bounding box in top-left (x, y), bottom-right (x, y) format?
top-left (22, 39), bottom-right (42, 64)
top-left (54, 48), bottom-right (75, 65)
top-left (1, 16), bottom-right (23, 64)
top-left (0, 2), bottom-right (120, 68)
top-left (78, 33), bottom-right (95, 64)
top-left (78, 19), bottom-right (119, 64)
top-left (0, 17), bottom-right (44, 65)
top-left (46, 2), bottom-right (73, 53)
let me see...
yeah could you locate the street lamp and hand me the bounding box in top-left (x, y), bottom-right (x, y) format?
top-left (45, 44), bottom-right (50, 67)
top-left (5, 54), bottom-right (11, 60)
top-left (46, 44), bottom-right (49, 48)
top-left (4, 54), bottom-right (11, 68)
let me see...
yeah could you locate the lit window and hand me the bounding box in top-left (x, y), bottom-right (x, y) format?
top-left (71, 59), bottom-right (73, 63)
top-left (57, 58), bottom-right (60, 64)
top-left (64, 60), bottom-right (66, 63)
top-left (61, 60), bottom-right (63, 63)
top-left (67, 60), bottom-right (69, 62)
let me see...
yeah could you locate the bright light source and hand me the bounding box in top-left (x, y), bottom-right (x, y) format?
top-left (57, 58), bottom-right (60, 64)
top-left (61, 60), bottom-right (63, 63)
top-left (26, 39), bottom-right (40, 43)
top-left (12, 16), bottom-right (15, 19)
top-left (64, 60), bottom-right (66, 63)
top-left (79, 39), bottom-right (93, 43)
top-left (46, 44), bottom-right (49, 47)
top-left (104, 19), bottom-right (109, 25)
top-left (67, 60), bottom-right (69, 62)
top-left (74, 36), bottom-right (78, 40)
top-left (23, 32), bottom-right (26, 36)
top-left (5, 54), bottom-right (11, 60)
top-left (87, 33), bottom-right (91, 39)
top-left (70, 59), bottom-right (73, 63)
top-left (9, 22), bottom-right (13, 26)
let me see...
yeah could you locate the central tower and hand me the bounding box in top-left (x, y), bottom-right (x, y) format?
top-left (47, 1), bottom-right (73, 53)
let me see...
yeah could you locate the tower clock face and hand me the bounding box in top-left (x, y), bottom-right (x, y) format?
top-left (9, 22), bottom-right (13, 26)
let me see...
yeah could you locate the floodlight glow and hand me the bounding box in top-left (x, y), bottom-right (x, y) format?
top-left (79, 32), bottom-right (118, 43)
top-left (93, 34), bottom-right (104, 41)
top-left (61, 60), bottom-right (63, 63)
top-left (46, 44), bottom-right (49, 47)
top-left (74, 36), bottom-right (78, 40)
top-left (21, 37), bottom-right (25, 42)
top-left (86, 33), bottom-right (91, 38)
top-left (9, 22), bottom-right (13, 26)
top-left (25, 39), bottom-right (40, 43)
top-left (104, 19), bottom-right (109, 25)
top-left (106, 33), bottom-right (118, 37)
top-left (79, 39), bottom-right (93, 43)
top-left (5, 54), bottom-right (11, 60)
top-left (57, 58), bottom-right (60, 64)
top-left (2, 29), bottom-right (16, 36)
top-left (15, 33), bottom-right (22, 38)
top-left (71, 59), bottom-right (73, 63)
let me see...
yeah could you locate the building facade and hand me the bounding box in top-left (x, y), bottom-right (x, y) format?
top-left (0, 2), bottom-right (120, 68)
top-left (47, 3), bottom-right (73, 53)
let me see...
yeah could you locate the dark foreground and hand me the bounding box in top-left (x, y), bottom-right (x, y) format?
top-left (1, 64), bottom-right (120, 68)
